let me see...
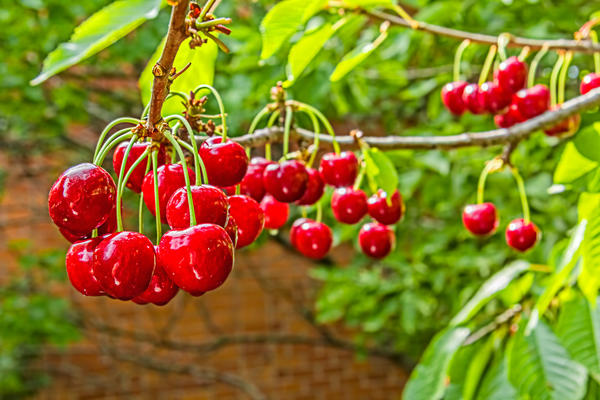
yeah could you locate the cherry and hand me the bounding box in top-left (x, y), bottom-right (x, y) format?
top-left (92, 231), bottom-right (156, 300)
top-left (331, 187), bottom-right (368, 224)
top-left (513, 84), bottom-right (550, 119)
top-left (367, 189), bottom-right (404, 225)
top-left (240, 157), bottom-right (275, 201)
top-left (358, 222), bottom-right (395, 259)
top-left (462, 203), bottom-right (498, 236)
top-left (142, 164), bottom-right (195, 224)
top-left (219, 185), bottom-right (236, 196)
top-left (263, 160), bottom-right (309, 203)
top-left (319, 152), bottom-right (359, 188)
top-left (441, 81), bottom-right (468, 115)
top-left (166, 184), bottom-right (229, 230)
top-left (158, 224), bottom-right (234, 294)
top-left (292, 219), bottom-right (332, 259)
top-left (462, 83), bottom-right (487, 114)
top-left (48, 163), bottom-right (116, 234)
top-left (481, 81), bottom-right (511, 113)
top-left (113, 143), bottom-right (166, 193)
top-left (290, 217), bottom-right (310, 248)
top-left (296, 167), bottom-right (325, 205)
top-left (494, 103), bottom-right (524, 128)
top-left (65, 236), bottom-right (105, 296)
top-left (505, 218), bottom-right (540, 252)
top-left (580, 73), bottom-right (600, 95)
top-left (59, 203), bottom-right (119, 243)
top-left (132, 247), bottom-right (179, 306)
top-left (494, 56), bottom-right (527, 93)
top-left (228, 194), bottom-right (265, 248)
top-left (260, 194), bottom-right (289, 230)
top-left (224, 217), bottom-right (238, 248)
top-left (543, 105), bottom-right (581, 138)
top-left (199, 136), bottom-right (248, 187)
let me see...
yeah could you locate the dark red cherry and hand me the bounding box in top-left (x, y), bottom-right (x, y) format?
top-left (319, 152), bottom-right (359, 188)
top-left (224, 217), bottom-right (238, 248)
top-left (263, 160), bottom-right (309, 203)
top-left (92, 231), bottom-right (156, 300)
top-left (292, 219), bottom-right (332, 259)
top-left (358, 222), bottom-right (395, 259)
top-left (158, 224), bottom-right (234, 294)
top-left (462, 83), bottom-right (487, 114)
top-left (543, 105), bottom-right (581, 138)
top-left (113, 143), bottom-right (166, 193)
top-left (367, 189), bottom-right (404, 225)
top-left (441, 81), bottom-right (468, 115)
top-left (58, 203), bottom-right (119, 243)
top-left (260, 194), bottom-right (289, 230)
top-left (462, 203), bottom-right (499, 236)
top-left (132, 247), bottom-right (179, 306)
top-left (220, 185), bottom-right (236, 196)
top-left (494, 56), bottom-right (527, 93)
top-left (48, 163), bottom-right (116, 234)
top-left (481, 81), bottom-right (511, 113)
top-left (505, 218), bottom-right (540, 252)
top-left (513, 84), bottom-right (550, 119)
top-left (290, 218), bottom-right (310, 248)
top-left (65, 237), bottom-right (105, 296)
top-left (228, 195), bottom-right (265, 249)
top-left (580, 73), bottom-right (600, 95)
top-left (199, 136), bottom-right (248, 187)
top-left (494, 103), bottom-right (524, 128)
top-left (240, 157), bottom-right (275, 201)
top-left (166, 185), bottom-right (229, 229)
top-left (331, 187), bottom-right (368, 224)
top-left (296, 167), bottom-right (324, 205)
top-left (142, 164), bottom-right (195, 224)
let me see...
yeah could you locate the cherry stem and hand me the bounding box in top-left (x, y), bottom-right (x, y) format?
top-left (550, 53), bottom-right (565, 107)
top-left (117, 148), bottom-right (152, 230)
top-left (246, 105), bottom-right (272, 157)
top-left (497, 33), bottom-right (510, 61)
top-left (591, 31), bottom-right (600, 74)
top-left (476, 160), bottom-right (498, 204)
top-left (296, 103), bottom-right (340, 155)
top-left (195, 18), bottom-right (232, 30)
top-left (164, 130), bottom-right (197, 226)
top-left (558, 52), bottom-right (573, 105)
top-left (166, 114), bottom-right (206, 185)
top-left (94, 129), bottom-right (133, 165)
top-left (139, 153), bottom-right (152, 234)
top-left (353, 160), bottom-right (366, 191)
top-left (177, 139), bottom-right (208, 185)
top-left (298, 108), bottom-right (320, 168)
top-left (199, 0), bottom-right (217, 19)
top-left (315, 198), bottom-right (323, 223)
top-left (151, 151), bottom-right (162, 243)
top-left (453, 39), bottom-right (470, 82)
top-left (478, 45), bottom-right (497, 86)
top-left (264, 110), bottom-right (281, 161)
top-left (282, 106), bottom-right (293, 157)
top-left (235, 184), bottom-right (240, 195)
top-left (115, 136), bottom-right (139, 232)
top-left (94, 117), bottom-right (139, 161)
top-left (193, 84), bottom-right (227, 140)
top-left (511, 167), bottom-right (530, 223)
top-left (518, 46), bottom-right (530, 61)
top-left (528, 44), bottom-right (549, 88)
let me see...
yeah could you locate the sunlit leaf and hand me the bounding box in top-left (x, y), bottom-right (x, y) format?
top-left (554, 142), bottom-right (598, 184)
top-left (363, 148), bottom-right (398, 197)
top-left (330, 31), bottom-right (388, 82)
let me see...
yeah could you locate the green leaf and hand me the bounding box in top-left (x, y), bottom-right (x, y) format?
top-left (31, 0), bottom-right (163, 85)
top-left (508, 320), bottom-right (588, 400)
top-left (463, 334), bottom-right (495, 400)
top-left (330, 31), bottom-right (388, 82)
top-left (554, 142), bottom-right (598, 184)
top-left (341, 0), bottom-right (394, 7)
top-left (450, 261), bottom-right (529, 326)
top-left (260, 0), bottom-right (326, 60)
top-left (476, 356), bottom-right (518, 400)
top-left (403, 327), bottom-right (470, 400)
top-left (574, 123), bottom-right (600, 162)
top-left (363, 148), bottom-right (399, 197)
top-left (580, 204), bottom-right (600, 304)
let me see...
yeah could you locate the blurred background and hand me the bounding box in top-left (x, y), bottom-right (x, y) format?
top-left (1, 0), bottom-right (598, 398)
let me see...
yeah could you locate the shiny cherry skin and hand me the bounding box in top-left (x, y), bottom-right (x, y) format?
top-left (132, 247), bottom-right (179, 306)
top-left (48, 163), bottom-right (116, 234)
top-left (263, 160), bottom-right (309, 203)
top-left (513, 84), bottom-right (550, 119)
top-left (59, 203), bottom-right (119, 243)
top-left (358, 222), bottom-right (395, 259)
top-left (199, 136), bottom-right (248, 187)
top-left (240, 157), bottom-right (275, 201)
top-left (290, 218), bottom-right (310, 248)
top-left (296, 167), bottom-right (325, 205)
top-left (505, 218), bottom-right (540, 252)
top-left (331, 187), bottom-right (368, 224)
top-left (580, 73), bottom-right (600, 95)
top-left (292, 219), bottom-right (333, 259)
top-left (462, 203), bottom-right (499, 236)
top-left (92, 231), bottom-right (156, 300)
top-left (494, 103), bottom-right (524, 128)
top-left (65, 236), bottom-right (106, 296)
top-left (166, 184), bottom-right (229, 230)
top-left (158, 224), bottom-right (234, 294)
top-left (260, 194), bottom-right (289, 230)
top-left (142, 164), bottom-right (195, 224)
top-left (441, 81), bottom-right (468, 115)
top-left (481, 81), bottom-right (511, 113)
top-left (462, 83), bottom-right (486, 114)
top-left (494, 56), bottom-right (527, 93)
top-left (319, 152), bottom-right (359, 188)
top-left (224, 217), bottom-right (239, 248)
top-left (543, 105), bottom-right (581, 138)
top-left (113, 143), bottom-right (166, 193)
top-left (228, 195), bottom-right (265, 249)
top-left (367, 189), bottom-right (404, 225)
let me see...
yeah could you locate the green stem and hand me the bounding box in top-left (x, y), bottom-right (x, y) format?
top-left (478, 45), bottom-right (497, 86)
top-left (558, 52), bottom-right (572, 105)
top-left (163, 130), bottom-right (197, 226)
top-left (115, 136), bottom-right (139, 231)
top-left (298, 108), bottom-right (321, 168)
top-left (246, 106), bottom-right (272, 157)
top-left (453, 39), bottom-right (470, 82)
top-left (93, 129), bottom-right (133, 164)
top-left (265, 110), bottom-right (281, 161)
top-left (511, 167), bottom-right (530, 223)
top-left (297, 103), bottom-right (340, 155)
top-left (166, 114), bottom-right (204, 185)
top-left (282, 106), bottom-right (293, 157)
top-left (497, 33), bottom-right (510, 61)
top-left (353, 160), bottom-right (366, 191)
top-left (528, 45), bottom-right (549, 88)
top-left (177, 139), bottom-right (208, 185)
top-left (591, 31), bottom-right (600, 74)
top-left (138, 153), bottom-right (151, 234)
top-left (199, 0), bottom-right (216, 19)
top-left (93, 117), bottom-right (139, 160)
top-left (193, 84), bottom-right (228, 140)
top-left (549, 53), bottom-right (565, 107)
top-left (476, 161), bottom-right (498, 204)
top-left (151, 151), bottom-right (162, 242)
top-left (315, 198), bottom-right (323, 223)
top-left (195, 18), bottom-right (231, 29)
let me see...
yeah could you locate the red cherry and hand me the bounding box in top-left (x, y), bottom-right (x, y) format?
top-left (290, 218), bottom-right (310, 248)
top-left (494, 56), bottom-right (528, 93)
top-left (505, 218), bottom-right (540, 252)
top-left (358, 222), bottom-right (395, 259)
top-left (92, 231), bottom-right (156, 300)
top-left (224, 217), bottom-right (238, 248)
top-left (166, 185), bottom-right (229, 229)
top-left (481, 81), bottom-right (511, 113)
top-left (113, 143), bottom-right (166, 193)
top-left (158, 224), bottom-right (234, 294)
top-left (367, 189), bottom-right (404, 225)
top-left (260, 194), bottom-right (289, 230)
top-left (441, 81), bottom-right (468, 115)
top-left (331, 187), bottom-right (368, 224)
top-left (220, 185), bottom-right (236, 196)
top-left (319, 152), bottom-right (358, 188)
top-left (543, 105), bottom-right (581, 138)
top-left (462, 83), bottom-right (487, 114)
top-left (228, 195), bottom-right (265, 248)
top-left (240, 157), bottom-right (275, 201)
top-left (142, 164), bottom-right (195, 224)
top-left (296, 167), bottom-right (325, 206)
top-left (65, 237), bottom-right (105, 296)
top-left (580, 73), bottom-right (600, 95)
top-left (132, 247), bottom-right (179, 306)
top-left (292, 219), bottom-right (332, 259)
top-left (513, 84), bottom-right (550, 119)
top-left (199, 136), bottom-right (248, 187)
top-left (48, 163), bottom-right (116, 234)
top-left (462, 203), bottom-right (499, 236)
top-left (263, 160), bottom-right (309, 202)
top-left (494, 103), bottom-right (524, 128)
top-left (58, 203), bottom-right (119, 243)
